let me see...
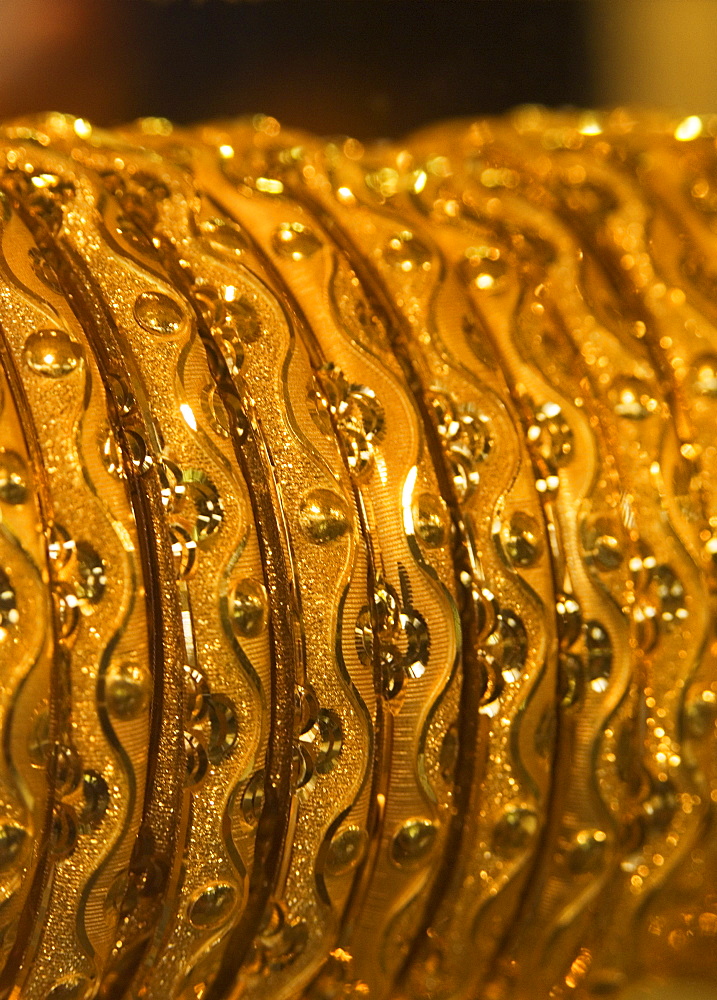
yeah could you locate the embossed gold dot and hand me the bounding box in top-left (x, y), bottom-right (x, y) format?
top-left (693, 355), bottom-right (717, 396)
top-left (105, 661), bottom-right (149, 720)
top-left (272, 222), bottom-right (322, 260)
top-left (413, 493), bottom-right (449, 547)
top-left (200, 382), bottom-right (231, 438)
top-left (75, 542), bottom-right (106, 606)
top-left (325, 826), bottom-right (368, 877)
top-left (384, 230), bottom-right (431, 272)
top-left (497, 608), bottom-right (528, 682)
top-left (79, 770), bottom-right (110, 828)
top-left (0, 569), bottom-right (17, 638)
top-left (685, 691), bottom-right (717, 739)
top-left (50, 802), bottom-right (78, 858)
top-left (299, 489), bottom-right (351, 544)
top-left (585, 620), bottom-right (612, 692)
top-left (106, 373), bottom-right (135, 416)
top-left (0, 450), bottom-right (28, 505)
top-left (463, 245), bottom-right (507, 291)
top-left (125, 429), bottom-right (153, 474)
top-left (530, 401), bottom-right (573, 467)
top-left (223, 296), bottom-right (261, 343)
top-left (116, 214), bottom-right (156, 256)
top-left (24, 329), bottom-right (83, 378)
top-left (240, 770), bottom-right (265, 825)
top-left (611, 376), bottom-right (657, 419)
top-left (559, 652), bottom-right (584, 707)
top-left (54, 583), bottom-right (80, 640)
top-left (581, 514), bottom-right (624, 571)
top-left (133, 291), bottom-right (185, 336)
top-left (566, 828), bottom-right (608, 873)
top-left (188, 883), bottom-right (237, 928)
top-left (184, 733), bottom-right (209, 789)
top-left (201, 217), bottom-right (247, 255)
top-left (391, 818), bottom-right (437, 868)
top-left (230, 578), bottom-right (268, 638)
top-left (100, 429), bottom-right (123, 478)
top-left (499, 511), bottom-right (543, 567)
top-left (493, 805), bottom-right (538, 855)
top-left (28, 709), bottom-right (51, 768)
top-left (206, 694), bottom-right (238, 763)
top-left (0, 823), bottom-right (26, 871)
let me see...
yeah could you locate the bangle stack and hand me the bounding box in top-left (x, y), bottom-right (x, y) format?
top-left (0, 108), bottom-right (714, 1000)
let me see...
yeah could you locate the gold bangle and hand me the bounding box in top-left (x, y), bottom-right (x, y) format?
top-left (0, 109), bottom-right (713, 1000)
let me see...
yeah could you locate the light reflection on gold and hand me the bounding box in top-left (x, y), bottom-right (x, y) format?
top-left (0, 107), bottom-right (710, 1000)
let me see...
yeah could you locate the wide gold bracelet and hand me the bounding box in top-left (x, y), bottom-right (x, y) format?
top-left (0, 108), bottom-right (713, 1000)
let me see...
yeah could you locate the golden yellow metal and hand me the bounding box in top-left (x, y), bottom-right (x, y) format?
top-left (0, 108), bottom-right (712, 1000)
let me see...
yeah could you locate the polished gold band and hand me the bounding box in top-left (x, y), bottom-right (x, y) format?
top-left (0, 109), bottom-right (713, 1000)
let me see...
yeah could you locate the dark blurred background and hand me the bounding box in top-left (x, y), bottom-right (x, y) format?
top-left (0, 0), bottom-right (715, 137)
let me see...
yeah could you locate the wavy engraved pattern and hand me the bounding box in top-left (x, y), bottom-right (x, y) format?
top-left (100, 135), bottom-right (374, 1000)
top-left (0, 344), bottom-right (54, 977)
top-left (422, 110), bottom-right (715, 996)
top-left (52, 152), bottom-right (267, 999)
top-left (505, 127), bottom-right (711, 997)
top-left (274, 138), bottom-right (557, 1000)
top-left (0, 190), bottom-right (155, 995)
top-left (145, 127), bottom-right (464, 1000)
top-left (200, 145), bottom-right (447, 1000)
top-left (0, 109), bottom-right (712, 1000)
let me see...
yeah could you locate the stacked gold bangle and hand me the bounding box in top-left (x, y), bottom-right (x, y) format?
top-left (0, 107), bottom-right (714, 1000)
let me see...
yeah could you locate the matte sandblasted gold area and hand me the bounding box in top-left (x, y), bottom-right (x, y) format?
top-left (0, 108), bottom-right (713, 1000)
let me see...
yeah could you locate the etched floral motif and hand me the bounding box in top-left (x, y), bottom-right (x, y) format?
top-left (245, 901), bottom-right (308, 975)
top-left (158, 458), bottom-right (224, 540)
top-left (0, 569), bottom-right (18, 640)
top-left (310, 363), bottom-right (385, 478)
top-left (330, 257), bottom-right (390, 351)
top-left (430, 390), bottom-right (490, 501)
top-left (240, 687), bottom-right (344, 815)
top-left (193, 283), bottom-right (262, 375)
top-left (628, 545), bottom-right (688, 649)
top-left (20, 171), bottom-right (75, 234)
top-left (293, 698), bottom-right (345, 799)
top-left (554, 591), bottom-right (614, 702)
top-left (525, 398), bottom-right (574, 492)
top-left (355, 568), bottom-right (430, 705)
top-left (182, 661), bottom-right (239, 788)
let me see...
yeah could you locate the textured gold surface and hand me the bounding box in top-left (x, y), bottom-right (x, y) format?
top-left (0, 109), bottom-right (712, 1000)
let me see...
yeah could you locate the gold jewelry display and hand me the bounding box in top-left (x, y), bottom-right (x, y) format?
top-left (0, 108), bottom-right (714, 1000)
